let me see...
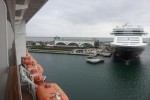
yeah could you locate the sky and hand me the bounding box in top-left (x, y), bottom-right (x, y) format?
top-left (26, 0), bottom-right (150, 37)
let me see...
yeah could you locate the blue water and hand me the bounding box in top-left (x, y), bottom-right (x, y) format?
top-left (31, 46), bottom-right (150, 100)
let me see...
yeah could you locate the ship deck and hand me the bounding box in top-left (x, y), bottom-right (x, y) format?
top-left (5, 66), bottom-right (32, 100)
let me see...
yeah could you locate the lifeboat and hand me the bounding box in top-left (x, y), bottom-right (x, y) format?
top-left (23, 53), bottom-right (32, 61)
top-left (30, 64), bottom-right (43, 74)
top-left (36, 83), bottom-right (69, 100)
top-left (26, 52), bottom-right (32, 58)
top-left (31, 59), bottom-right (38, 66)
top-left (26, 64), bottom-right (45, 85)
top-left (22, 52), bottom-right (69, 99)
top-left (34, 74), bottom-right (45, 85)
top-left (24, 58), bottom-right (38, 67)
top-left (24, 59), bottom-right (31, 66)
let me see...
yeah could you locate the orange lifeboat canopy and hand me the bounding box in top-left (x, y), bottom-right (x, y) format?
top-left (23, 53), bottom-right (33, 61)
top-left (34, 74), bottom-right (45, 85)
top-left (25, 59), bottom-right (38, 67)
top-left (26, 52), bottom-right (32, 58)
top-left (31, 59), bottom-right (38, 65)
top-left (24, 59), bottom-right (31, 66)
top-left (36, 83), bottom-right (69, 100)
top-left (30, 64), bottom-right (43, 74)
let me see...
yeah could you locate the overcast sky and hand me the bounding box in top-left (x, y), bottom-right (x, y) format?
top-left (26, 0), bottom-right (150, 37)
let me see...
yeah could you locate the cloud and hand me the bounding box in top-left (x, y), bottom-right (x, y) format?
top-left (27, 0), bottom-right (150, 37)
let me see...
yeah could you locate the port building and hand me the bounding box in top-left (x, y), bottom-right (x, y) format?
top-left (55, 39), bottom-right (95, 47)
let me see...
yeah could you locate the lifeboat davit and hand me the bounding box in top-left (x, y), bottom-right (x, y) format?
top-left (36, 83), bottom-right (69, 100)
top-left (27, 64), bottom-right (44, 85)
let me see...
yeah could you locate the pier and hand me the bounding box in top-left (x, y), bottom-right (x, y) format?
top-left (27, 37), bottom-right (113, 57)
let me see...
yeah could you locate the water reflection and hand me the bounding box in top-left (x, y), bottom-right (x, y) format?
top-left (112, 54), bottom-right (142, 65)
top-left (108, 57), bottom-right (148, 100)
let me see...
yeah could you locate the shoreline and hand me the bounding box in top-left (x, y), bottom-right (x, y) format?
top-left (28, 49), bottom-right (112, 57)
top-left (28, 49), bottom-right (87, 56)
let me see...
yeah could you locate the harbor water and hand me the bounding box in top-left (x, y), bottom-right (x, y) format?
top-left (31, 45), bottom-right (150, 100)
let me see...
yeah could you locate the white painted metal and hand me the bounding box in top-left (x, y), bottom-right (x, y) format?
top-left (55, 40), bottom-right (95, 46)
top-left (111, 36), bottom-right (147, 47)
top-left (20, 65), bottom-right (37, 87)
top-left (111, 24), bottom-right (147, 47)
top-left (16, 4), bottom-right (28, 10)
top-left (15, 20), bottom-right (26, 65)
top-left (15, 21), bottom-right (21, 25)
top-left (15, 16), bottom-right (23, 20)
top-left (15, 0), bottom-right (31, 24)
top-left (0, 0), bottom-right (9, 99)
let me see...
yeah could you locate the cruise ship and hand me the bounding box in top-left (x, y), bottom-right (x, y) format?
top-left (0, 0), bottom-right (68, 100)
top-left (111, 23), bottom-right (147, 60)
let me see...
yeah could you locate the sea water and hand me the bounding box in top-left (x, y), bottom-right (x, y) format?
top-left (31, 45), bottom-right (150, 100)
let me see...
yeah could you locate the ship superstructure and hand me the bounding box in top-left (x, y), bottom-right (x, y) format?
top-left (0, 0), bottom-right (69, 100)
top-left (111, 23), bottom-right (147, 60)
